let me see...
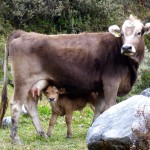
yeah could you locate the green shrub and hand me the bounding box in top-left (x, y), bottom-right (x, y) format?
top-left (0, 35), bottom-right (5, 82)
top-left (140, 70), bottom-right (150, 89)
top-left (145, 35), bottom-right (150, 50)
top-left (0, 15), bottom-right (13, 82)
top-left (1, 0), bottom-right (124, 33)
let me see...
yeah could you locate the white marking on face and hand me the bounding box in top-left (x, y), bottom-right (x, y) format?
top-left (122, 19), bottom-right (143, 38)
top-left (121, 16), bottom-right (144, 56)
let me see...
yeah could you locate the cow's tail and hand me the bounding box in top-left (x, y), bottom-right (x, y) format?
top-left (0, 44), bottom-right (9, 127)
top-left (0, 30), bottom-right (25, 127)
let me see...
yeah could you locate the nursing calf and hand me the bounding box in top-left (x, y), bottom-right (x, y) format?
top-left (30, 81), bottom-right (97, 138)
top-left (45, 86), bottom-right (97, 138)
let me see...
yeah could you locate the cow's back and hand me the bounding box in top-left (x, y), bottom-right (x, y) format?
top-left (8, 31), bottom-right (126, 93)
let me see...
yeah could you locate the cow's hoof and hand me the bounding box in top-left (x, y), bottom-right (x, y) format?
top-left (66, 135), bottom-right (72, 138)
top-left (11, 138), bottom-right (21, 145)
top-left (46, 133), bottom-right (51, 137)
top-left (10, 134), bottom-right (21, 145)
top-left (43, 133), bottom-right (48, 139)
top-left (39, 131), bottom-right (48, 138)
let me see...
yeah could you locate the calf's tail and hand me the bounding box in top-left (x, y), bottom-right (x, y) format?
top-left (0, 44), bottom-right (8, 127)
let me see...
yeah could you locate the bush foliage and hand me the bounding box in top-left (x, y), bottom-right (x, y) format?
top-left (1, 0), bottom-right (124, 33)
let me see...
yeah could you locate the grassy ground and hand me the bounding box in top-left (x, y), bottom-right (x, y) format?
top-left (0, 86), bottom-right (93, 150)
top-left (0, 51), bottom-right (150, 149)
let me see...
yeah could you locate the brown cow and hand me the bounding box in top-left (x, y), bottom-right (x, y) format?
top-left (0, 15), bottom-right (150, 144)
top-left (45, 86), bottom-right (97, 138)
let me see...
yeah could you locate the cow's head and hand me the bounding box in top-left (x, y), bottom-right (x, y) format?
top-left (46, 86), bottom-right (65, 103)
top-left (109, 15), bottom-right (150, 57)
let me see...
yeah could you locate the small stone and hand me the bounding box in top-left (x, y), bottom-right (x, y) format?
top-left (2, 116), bottom-right (11, 126)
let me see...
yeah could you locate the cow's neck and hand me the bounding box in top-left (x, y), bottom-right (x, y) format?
top-left (128, 46), bottom-right (145, 86)
top-left (128, 57), bottom-right (139, 86)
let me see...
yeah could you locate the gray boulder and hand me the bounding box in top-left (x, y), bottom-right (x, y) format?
top-left (86, 95), bottom-right (150, 150)
top-left (141, 88), bottom-right (150, 98)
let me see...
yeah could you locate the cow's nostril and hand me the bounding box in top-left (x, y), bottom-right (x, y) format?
top-left (49, 98), bottom-right (55, 102)
top-left (128, 46), bottom-right (132, 50)
top-left (122, 45), bottom-right (132, 51)
top-left (121, 44), bottom-right (136, 56)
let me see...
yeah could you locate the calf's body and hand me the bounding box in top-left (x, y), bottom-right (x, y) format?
top-left (46, 86), bottom-right (97, 138)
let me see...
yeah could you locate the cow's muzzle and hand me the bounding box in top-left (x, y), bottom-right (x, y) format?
top-left (121, 44), bottom-right (136, 56)
top-left (48, 98), bottom-right (55, 102)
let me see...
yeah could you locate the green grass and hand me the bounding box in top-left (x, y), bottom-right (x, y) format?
top-left (0, 60), bottom-right (150, 149)
top-left (0, 109), bottom-right (91, 150)
top-left (0, 87), bottom-right (93, 150)
top-left (0, 80), bottom-right (149, 150)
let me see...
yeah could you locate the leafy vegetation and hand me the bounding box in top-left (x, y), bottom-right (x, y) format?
top-left (1, 0), bottom-right (124, 33)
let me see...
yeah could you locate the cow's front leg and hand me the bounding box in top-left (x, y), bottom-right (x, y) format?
top-left (65, 111), bottom-right (73, 138)
top-left (93, 78), bottom-right (120, 121)
top-left (24, 95), bottom-right (47, 138)
top-left (93, 95), bottom-right (105, 121)
top-left (47, 111), bottom-right (58, 137)
top-left (103, 78), bottom-right (120, 110)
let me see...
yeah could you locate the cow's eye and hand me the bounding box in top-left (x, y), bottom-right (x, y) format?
top-left (136, 32), bottom-right (141, 36)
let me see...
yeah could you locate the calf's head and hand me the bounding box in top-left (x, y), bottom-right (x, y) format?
top-left (46, 86), bottom-right (65, 103)
top-left (109, 15), bottom-right (150, 57)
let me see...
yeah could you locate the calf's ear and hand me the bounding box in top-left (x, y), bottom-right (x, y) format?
top-left (143, 23), bottom-right (150, 34)
top-left (59, 88), bottom-right (66, 94)
top-left (108, 25), bottom-right (121, 37)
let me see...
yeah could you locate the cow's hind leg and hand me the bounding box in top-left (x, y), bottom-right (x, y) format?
top-left (24, 95), bottom-right (47, 138)
top-left (10, 98), bottom-right (22, 144)
top-left (10, 86), bottom-right (29, 144)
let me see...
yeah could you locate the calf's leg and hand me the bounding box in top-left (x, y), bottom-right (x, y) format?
top-left (47, 111), bottom-right (58, 137)
top-left (65, 111), bottom-right (73, 138)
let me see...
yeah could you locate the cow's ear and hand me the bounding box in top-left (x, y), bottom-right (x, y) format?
top-left (108, 25), bottom-right (121, 37)
top-left (143, 23), bottom-right (150, 34)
